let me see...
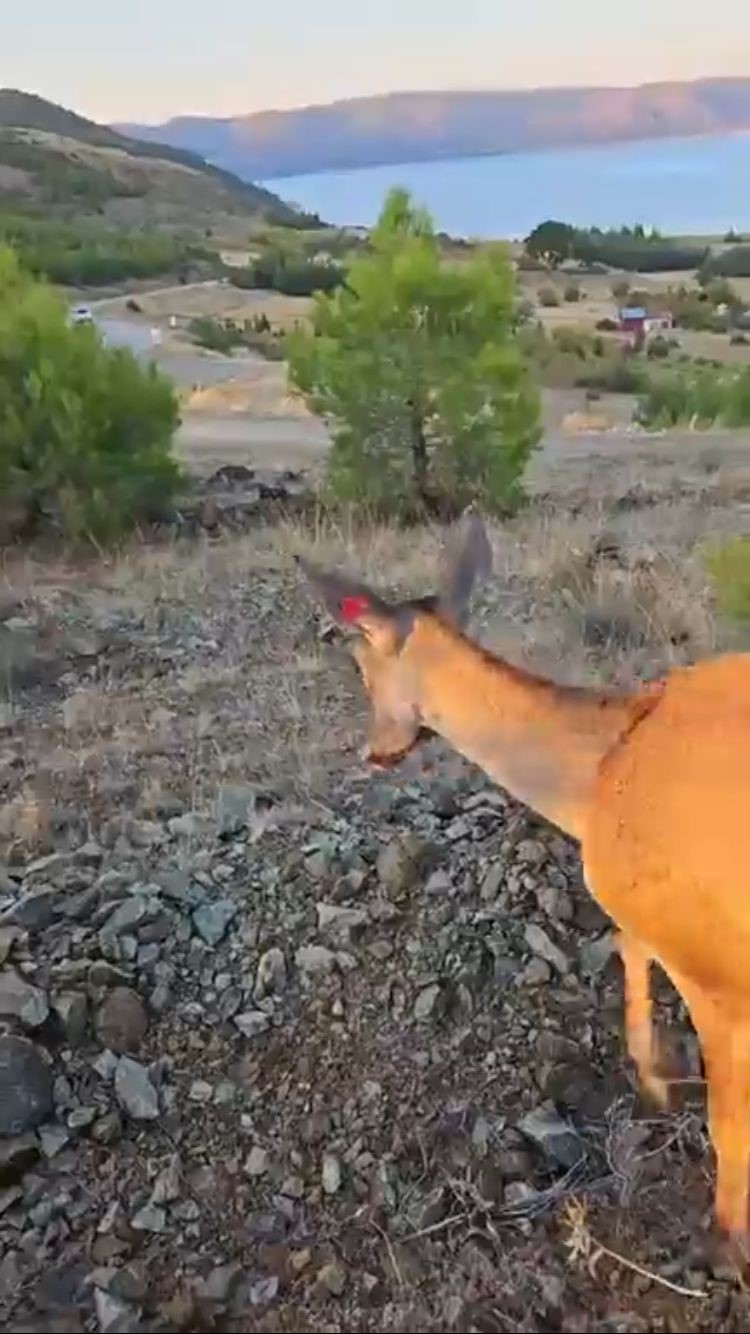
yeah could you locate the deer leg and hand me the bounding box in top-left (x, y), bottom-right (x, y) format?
top-left (618, 932), bottom-right (668, 1107)
top-left (667, 970), bottom-right (750, 1258)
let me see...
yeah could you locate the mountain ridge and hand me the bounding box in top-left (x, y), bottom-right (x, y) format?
top-left (117, 77), bottom-right (750, 180)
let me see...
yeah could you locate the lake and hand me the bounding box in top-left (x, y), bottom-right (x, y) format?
top-left (263, 132), bottom-right (750, 238)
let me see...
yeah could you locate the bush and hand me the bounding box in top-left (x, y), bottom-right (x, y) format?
top-left (538, 285), bottom-right (560, 307)
top-left (0, 249), bottom-right (181, 543)
top-left (704, 246), bottom-right (750, 278)
top-left (188, 315), bottom-right (244, 354)
top-left (596, 316), bottom-right (619, 332)
top-left (646, 335), bottom-right (672, 359)
top-left (563, 283), bottom-right (582, 302)
top-left (229, 249), bottom-right (345, 296)
top-left (705, 538), bottom-right (750, 621)
top-left (636, 364), bottom-right (750, 429)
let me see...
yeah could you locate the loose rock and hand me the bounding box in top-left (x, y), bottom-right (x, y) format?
top-left (0, 968), bottom-right (49, 1028)
top-left (191, 899), bottom-right (238, 946)
top-left (96, 987), bottom-right (148, 1054)
top-left (114, 1057), bottom-right (159, 1121)
top-left (0, 1035), bottom-right (53, 1136)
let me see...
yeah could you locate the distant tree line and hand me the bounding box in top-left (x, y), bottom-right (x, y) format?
top-left (525, 220), bottom-right (708, 273)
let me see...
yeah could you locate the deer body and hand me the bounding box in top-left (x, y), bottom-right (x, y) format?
top-left (301, 518), bottom-right (750, 1254)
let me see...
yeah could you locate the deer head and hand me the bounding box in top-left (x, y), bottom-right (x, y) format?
top-left (299, 513), bottom-right (493, 767)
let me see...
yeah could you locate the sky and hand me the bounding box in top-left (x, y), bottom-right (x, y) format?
top-left (3, 0), bottom-right (748, 125)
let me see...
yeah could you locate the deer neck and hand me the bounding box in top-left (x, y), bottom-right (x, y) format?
top-left (409, 617), bottom-right (657, 842)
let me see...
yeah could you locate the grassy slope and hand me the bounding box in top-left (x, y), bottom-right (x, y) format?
top-left (0, 88), bottom-right (312, 227)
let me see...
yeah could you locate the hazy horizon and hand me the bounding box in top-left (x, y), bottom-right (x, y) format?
top-left (2, 0), bottom-right (748, 124)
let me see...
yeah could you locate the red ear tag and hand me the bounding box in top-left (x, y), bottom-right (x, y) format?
top-left (340, 595), bottom-right (370, 623)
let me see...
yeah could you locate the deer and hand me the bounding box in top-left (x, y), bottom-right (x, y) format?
top-left (300, 512), bottom-right (750, 1260)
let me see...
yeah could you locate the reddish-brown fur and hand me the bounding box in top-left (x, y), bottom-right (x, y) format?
top-left (301, 518), bottom-right (750, 1253)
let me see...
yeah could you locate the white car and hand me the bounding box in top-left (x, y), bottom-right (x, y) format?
top-left (69, 305), bottom-right (94, 325)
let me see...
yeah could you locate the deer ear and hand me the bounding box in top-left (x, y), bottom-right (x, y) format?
top-left (297, 556), bottom-right (411, 648)
top-left (439, 511), bottom-right (493, 630)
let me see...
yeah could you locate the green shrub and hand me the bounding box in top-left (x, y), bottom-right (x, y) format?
top-left (705, 538), bottom-right (750, 621)
top-left (0, 248), bottom-right (181, 543)
top-left (188, 315), bottom-right (244, 354)
top-left (704, 246), bottom-right (750, 278)
top-left (538, 285), bottom-right (560, 307)
top-left (636, 364), bottom-right (750, 429)
top-left (596, 316), bottom-right (619, 332)
top-left (229, 249), bottom-right (345, 296)
top-left (646, 335), bottom-right (672, 359)
top-left (563, 283), bottom-right (582, 302)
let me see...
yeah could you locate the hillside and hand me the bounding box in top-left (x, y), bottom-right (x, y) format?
top-left (0, 89), bottom-right (312, 227)
top-left (120, 77), bottom-right (750, 180)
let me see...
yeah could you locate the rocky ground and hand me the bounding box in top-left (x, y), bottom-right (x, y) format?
top-left (1, 485), bottom-right (749, 1333)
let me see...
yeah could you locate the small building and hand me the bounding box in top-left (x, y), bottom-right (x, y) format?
top-left (618, 306), bottom-right (674, 343)
top-left (618, 305), bottom-right (647, 335)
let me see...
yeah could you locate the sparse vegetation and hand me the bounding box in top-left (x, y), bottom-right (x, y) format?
top-left (0, 248), bottom-right (181, 542)
top-left (637, 364), bottom-right (750, 429)
top-left (706, 537), bottom-right (750, 621)
top-left (288, 188), bottom-right (540, 517)
top-left (0, 211), bottom-right (214, 285)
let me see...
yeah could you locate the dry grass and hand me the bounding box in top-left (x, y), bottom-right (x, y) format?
top-left (1, 474), bottom-right (747, 865)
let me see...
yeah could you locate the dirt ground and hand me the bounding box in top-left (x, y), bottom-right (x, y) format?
top-left (5, 271), bottom-right (749, 1332)
top-left (2, 441), bottom-right (750, 1331)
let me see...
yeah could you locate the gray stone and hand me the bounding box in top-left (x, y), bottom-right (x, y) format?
top-left (376, 834), bottom-right (433, 896)
top-left (0, 967), bottom-right (49, 1028)
top-left (158, 870), bottom-right (206, 910)
top-left (192, 899), bottom-right (238, 946)
top-left (516, 839), bottom-right (546, 866)
top-left (316, 902), bottom-right (367, 940)
top-left (0, 1132), bottom-right (39, 1183)
top-left (203, 1261), bottom-right (244, 1303)
top-left (68, 1105), bottom-right (97, 1130)
top-left (0, 926), bottom-right (20, 965)
top-left (316, 1261), bottom-right (346, 1296)
top-left (151, 1153), bottom-right (182, 1204)
top-left (1, 889), bottom-right (57, 931)
top-left (100, 895), bottom-right (154, 943)
top-left (579, 930), bottom-right (617, 978)
top-left (38, 1123), bottom-right (72, 1158)
top-left (52, 991), bottom-right (88, 1046)
top-left (524, 923), bottom-right (570, 975)
top-left (131, 1201), bottom-right (166, 1232)
top-left (413, 983), bottom-right (442, 1021)
top-left (244, 1145), bottom-right (269, 1177)
top-left (254, 947), bottom-right (287, 999)
top-left (518, 1103), bottom-right (584, 1170)
top-left (295, 944), bottom-right (337, 977)
top-left (92, 1110), bottom-right (123, 1144)
top-left (96, 987), bottom-right (148, 1054)
top-left (115, 1057), bottom-right (159, 1121)
top-left (189, 1080), bottom-right (213, 1103)
top-left (522, 957), bottom-right (552, 987)
top-left (216, 784), bottom-right (257, 836)
top-left (480, 864), bottom-right (504, 902)
top-left (234, 1010), bottom-right (270, 1039)
top-left (95, 1287), bottom-right (140, 1334)
top-left (322, 1152), bottom-right (342, 1195)
top-left (0, 1036), bottom-right (53, 1136)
